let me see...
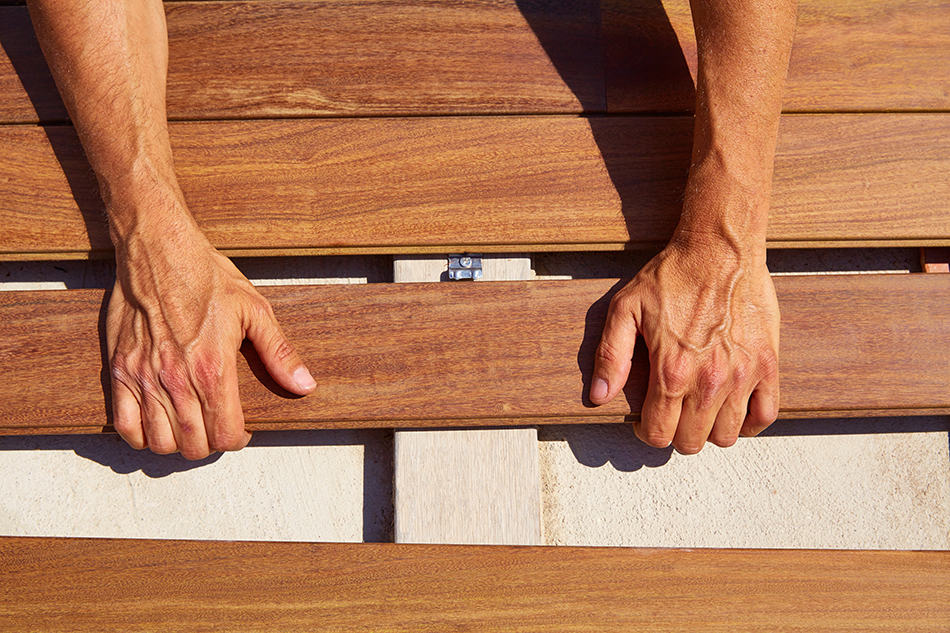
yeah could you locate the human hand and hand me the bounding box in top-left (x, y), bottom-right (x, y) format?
top-left (106, 210), bottom-right (316, 459)
top-left (589, 231), bottom-right (780, 453)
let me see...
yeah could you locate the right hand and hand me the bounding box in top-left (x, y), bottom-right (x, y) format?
top-left (106, 214), bottom-right (316, 459)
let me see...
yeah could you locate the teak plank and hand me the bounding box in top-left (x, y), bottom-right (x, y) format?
top-left (0, 274), bottom-right (947, 434)
top-left (1, 537), bottom-right (947, 632)
top-left (2, 114), bottom-right (948, 260)
top-left (605, 0), bottom-right (950, 112)
top-left (2, 1), bottom-right (948, 123)
top-left (0, 0), bottom-right (603, 123)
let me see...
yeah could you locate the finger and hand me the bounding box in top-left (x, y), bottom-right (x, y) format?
top-left (165, 390), bottom-right (210, 461)
top-left (202, 361), bottom-right (251, 453)
top-left (740, 377), bottom-right (780, 437)
top-left (634, 360), bottom-right (683, 448)
top-left (245, 303), bottom-right (316, 396)
top-left (672, 391), bottom-right (723, 455)
top-left (140, 391), bottom-right (178, 455)
top-left (590, 293), bottom-right (639, 405)
top-left (708, 387), bottom-right (751, 448)
top-left (111, 379), bottom-right (146, 450)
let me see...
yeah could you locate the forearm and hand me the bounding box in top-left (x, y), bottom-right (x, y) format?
top-left (679, 0), bottom-right (797, 251)
top-left (27, 0), bottom-right (188, 244)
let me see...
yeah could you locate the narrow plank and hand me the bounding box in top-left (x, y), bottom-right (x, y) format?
top-left (3, 1), bottom-right (948, 123)
top-left (2, 114), bottom-right (948, 260)
top-left (605, 0), bottom-right (950, 112)
top-left (0, 0), bottom-right (603, 123)
top-left (1, 537), bottom-right (947, 632)
top-left (393, 255), bottom-right (541, 545)
top-left (0, 274), bottom-right (947, 434)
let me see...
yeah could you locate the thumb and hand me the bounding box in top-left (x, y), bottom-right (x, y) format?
top-left (245, 305), bottom-right (316, 395)
top-left (590, 291), bottom-right (640, 405)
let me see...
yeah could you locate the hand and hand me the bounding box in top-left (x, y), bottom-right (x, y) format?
top-left (106, 213), bottom-right (316, 459)
top-left (589, 233), bottom-right (780, 453)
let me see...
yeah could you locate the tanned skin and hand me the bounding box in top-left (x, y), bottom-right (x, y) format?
top-left (27, 0), bottom-right (317, 460)
top-left (590, 0), bottom-right (797, 453)
top-left (27, 0), bottom-right (796, 458)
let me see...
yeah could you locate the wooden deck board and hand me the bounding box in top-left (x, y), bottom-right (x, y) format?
top-left (605, 0), bottom-right (950, 112)
top-left (1, 537), bottom-right (947, 632)
top-left (2, 114), bottom-right (948, 259)
top-left (2, 1), bottom-right (947, 123)
top-left (1, 274), bottom-right (947, 434)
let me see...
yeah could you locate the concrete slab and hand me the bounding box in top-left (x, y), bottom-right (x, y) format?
top-left (0, 430), bottom-right (392, 542)
top-left (539, 420), bottom-right (950, 548)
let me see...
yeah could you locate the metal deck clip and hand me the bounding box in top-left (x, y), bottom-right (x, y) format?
top-left (447, 254), bottom-right (483, 281)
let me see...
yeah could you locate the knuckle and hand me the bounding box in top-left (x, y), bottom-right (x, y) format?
top-left (110, 352), bottom-right (133, 382)
top-left (149, 439), bottom-right (177, 455)
top-left (674, 440), bottom-right (704, 455)
top-left (595, 339), bottom-right (623, 366)
top-left (114, 419), bottom-right (145, 449)
top-left (697, 364), bottom-right (728, 405)
top-left (710, 432), bottom-right (738, 448)
top-left (639, 427), bottom-right (673, 449)
top-left (210, 426), bottom-right (244, 452)
top-left (113, 412), bottom-right (139, 434)
top-left (608, 291), bottom-right (636, 316)
top-left (271, 337), bottom-right (297, 363)
top-left (252, 296), bottom-right (276, 321)
top-left (189, 349), bottom-right (226, 395)
top-left (136, 367), bottom-right (160, 398)
top-left (158, 362), bottom-right (190, 401)
top-left (658, 356), bottom-right (691, 397)
top-left (732, 359), bottom-right (750, 386)
top-left (180, 445), bottom-right (211, 461)
top-left (758, 349), bottom-right (779, 378)
top-left (175, 416), bottom-right (201, 438)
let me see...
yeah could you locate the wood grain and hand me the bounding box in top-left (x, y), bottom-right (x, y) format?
top-left (0, 274), bottom-right (947, 434)
top-left (605, 0), bottom-right (950, 112)
top-left (0, 0), bottom-right (603, 123)
top-left (2, 114), bottom-right (948, 260)
top-left (2, 1), bottom-right (948, 123)
top-left (1, 537), bottom-right (947, 632)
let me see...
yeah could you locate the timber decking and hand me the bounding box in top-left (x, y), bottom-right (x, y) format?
top-left (1, 273), bottom-right (947, 434)
top-left (2, 1), bottom-right (948, 122)
top-left (3, 114), bottom-right (948, 259)
top-left (1, 537), bottom-right (947, 632)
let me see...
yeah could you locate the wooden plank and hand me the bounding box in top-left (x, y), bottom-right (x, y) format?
top-left (1, 537), bottom-right (947, 632)
top-left (0, 273), bottom-right (947, 434)
top-left (605, 0), bottom-right (950, 112)
top-left (2, 1), bottom-right (948, 123)
top-left (2, 114), bottom-right (948, 260)
top-left (0, 0), bottom-right (603, 123)
top-left (392, 256), bottom-right (541, 545)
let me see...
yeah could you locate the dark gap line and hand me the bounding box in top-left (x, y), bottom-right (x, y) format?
top-left (2, 109), bottom-right (950, 128)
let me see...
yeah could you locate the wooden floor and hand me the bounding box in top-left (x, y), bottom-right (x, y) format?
top-left (1, 273), bottom-right (947, 434)
top-left (1, 537), bottom-right (947, 632)
top-left (1, 1), bottom-right (948, 122)
top-left (2, 114), bottom-right (948, 259)
top-left (0, 3), bottom-right (947, 625)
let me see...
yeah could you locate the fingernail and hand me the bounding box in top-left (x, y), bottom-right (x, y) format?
top-left (590, 377), bottom-right (608, 402)
top-left (293, 366), bottom-right (316, 391)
